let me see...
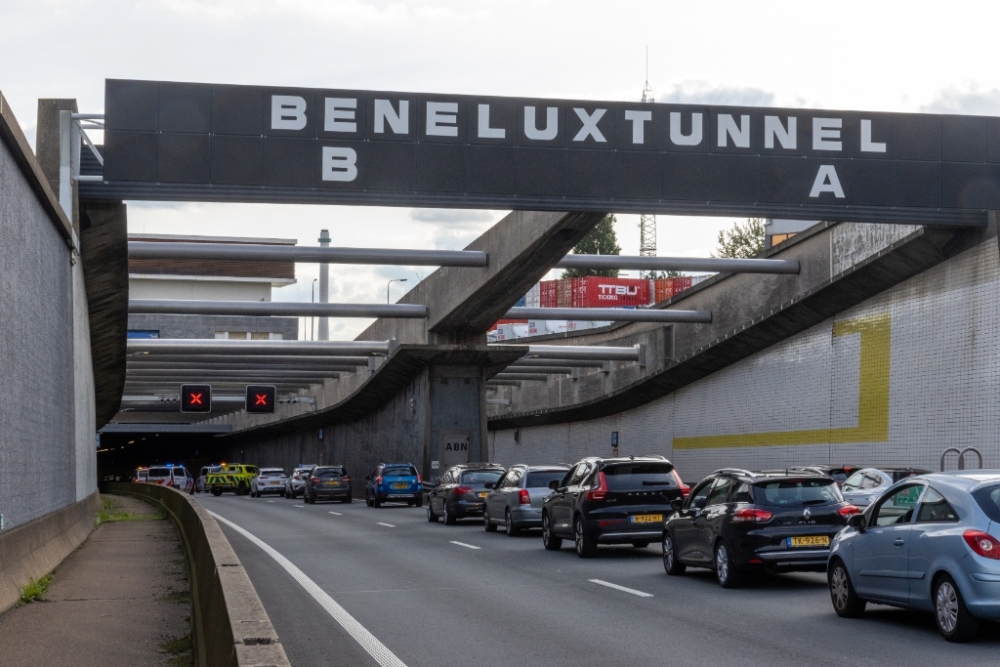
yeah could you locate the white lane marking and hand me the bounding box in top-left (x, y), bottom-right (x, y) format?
top-left (449, 541), bottom-right (481, 550)
top-left (294, 505), bottom-right (305, 508)
top-left (377, 522), bottom-right (396, 528)
top-left (329, 511), bottom-right (343, 516)
top-left (210, 512), bottom-right (409, 667)
top-left (588, 579), bottom-right (653, 598)
top-left (267, 500), bottom-right (275, 503)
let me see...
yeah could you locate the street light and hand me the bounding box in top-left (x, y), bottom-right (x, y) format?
top-left (387, 278), bottom-right (408, 304)
top-left (310, 278), bottom-right (318, 340)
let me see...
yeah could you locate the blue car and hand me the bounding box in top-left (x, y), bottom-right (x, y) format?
top-left (828, 471), bottom-right (1000, 642)
top-left (365, 463), bottom-right (423, 507)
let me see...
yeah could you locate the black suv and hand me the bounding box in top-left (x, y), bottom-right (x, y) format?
top-left (426, 463), bottom-right (505, 525)
top-left (541, 456), bottom-right (685, 558)
top-left (662, 468), bottom-right (860, 587)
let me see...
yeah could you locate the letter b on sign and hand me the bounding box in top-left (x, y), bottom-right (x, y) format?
top-left (322, 147), bottom-right (358, 182)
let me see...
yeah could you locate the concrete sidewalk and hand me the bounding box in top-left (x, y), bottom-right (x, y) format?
top-left (0, 495), bottom-right (193, 667)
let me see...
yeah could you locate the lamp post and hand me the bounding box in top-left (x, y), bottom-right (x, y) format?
top-left (387, 278), bottom-right (408, 304)
top-left (310, 278), bottom-right (318, 340)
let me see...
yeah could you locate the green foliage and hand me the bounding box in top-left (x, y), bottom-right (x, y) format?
top-left (713, 217), bottom-right (765, 259)
top-left (161, 635), bottom-right (193, 667)
top-left (561, 214), bottom-right (621, 278)
top-left (19, 573), bottom-right (54, 605)
top-left (97, 496), bottom-right (164, 525)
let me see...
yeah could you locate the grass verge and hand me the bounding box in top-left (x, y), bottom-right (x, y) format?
top-left (18, 572), bottom-right (55, 605)
top-left (161, 635), bottom-right (193, 667)
top-left (97, 497), bottom-right (165, 526)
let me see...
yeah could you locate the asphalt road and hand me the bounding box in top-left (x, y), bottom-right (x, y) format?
top-left (198, 493), bottom-right (1000, 667)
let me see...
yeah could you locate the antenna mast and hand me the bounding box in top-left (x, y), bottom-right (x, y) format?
top-left (639, 47), bottom-right (657, 276)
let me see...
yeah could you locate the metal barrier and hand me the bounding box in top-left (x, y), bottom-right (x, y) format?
top-left (940, 447), bottom-right (984, 471)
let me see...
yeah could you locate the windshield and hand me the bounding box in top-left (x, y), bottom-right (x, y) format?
top-left (972, 484), bottom-right (1000, 522)
top-left (460, 470), bottom-right (503, 486)
top-left (261, 469), bottom-right (285, 476)
top-left (753, 479), bottom-right (843, 506)
top-left (384, 466), bottom-right (418, 477)
top-left (841, 471), bottom-right (866, 492)
top-left (602, 463), bottom-right (677, 490)
top-left (526, 471), bottom-right (567, 488)
top-left (315, 468), bottom-right (345, 478)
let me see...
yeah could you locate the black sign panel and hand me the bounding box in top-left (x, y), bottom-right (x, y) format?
top-left (245, 385), bottom-right (276, 414)
top-left (180, 384), bottom-right (212, 413)
top-left (89, 79), bottom-right (1000, 225)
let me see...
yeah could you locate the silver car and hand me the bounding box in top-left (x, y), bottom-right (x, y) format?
top-left (828, 471), bottom-right (1000, 642)
top-left (251, 468), bottom-right (288, 497)
top-left (483, 464), bottom-right (570, 536)
top-left (285, 465), bottom-right (316, 499)
top-left (840, 467), bottom-right (932, 507)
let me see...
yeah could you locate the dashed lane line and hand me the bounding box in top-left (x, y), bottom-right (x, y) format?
top-left (329, 511), bottom-right (343, 516)
top-left (588, 579), bottom-right (653, 598)
top-left (210, 512), bottom-right (409, 667)
top-left (294, 505), bottom-right (305, 508)
top-left (449, 541), bottom-right (481, 550)
top-left (377, 522), bottom-right (396, 528)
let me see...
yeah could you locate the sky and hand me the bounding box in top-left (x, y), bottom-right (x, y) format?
top-left (4, 0), bottom-right (1000, 339)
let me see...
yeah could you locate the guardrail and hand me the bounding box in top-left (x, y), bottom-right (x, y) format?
top-left (102, 482), bottom-right (290, 667)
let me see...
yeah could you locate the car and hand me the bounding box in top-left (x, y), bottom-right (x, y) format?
top-left (197, 465), bottom-right (221, 493)
top-left (662, 468), bottom-right (859, 587)
top-left (145, 465), bottom-right (195, 494)
top-left (483, 464), bottom-right (570, 535)
top-left (789, 465), bottom-right (862, 487)
top-left (132, 468), bottom-right (148, 483)
top-left (251, 468), bottom-right (289, 497)
top-left (542, 456), bottom-right (685, 558)
top-left (840, 467), bottom-right (933, 507)
top-left (284, 465), bottom-right (317, 499)
top-left (828, 471), bottom-right (1000, 642)
top-left (426, 463), bottom-right (505, 525)
top-left (304, 466), bottom-right (353, 503)
top-left (206, 463), bottom-right (259, 496)
top-left (365, 463), bottom-right (423, 507)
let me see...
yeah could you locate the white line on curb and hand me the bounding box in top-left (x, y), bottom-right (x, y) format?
top-left (588, 579), bottom-right (653, 598)
top-left (329, 511), bottom-right (343, 516)
top-left (377, 522), bottom-right (396, 528)
top-left (210, 512), bottom-right (409, 667)
top-left (449, 541), bottom-right (481, 550)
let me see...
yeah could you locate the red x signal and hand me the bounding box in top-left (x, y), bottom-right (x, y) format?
top-left (255, 394), bottom-right (268, 406)
top-left (189, 393), bottom-right (203, 405)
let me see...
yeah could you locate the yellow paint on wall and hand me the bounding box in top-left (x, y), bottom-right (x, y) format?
top-left (673, 313), bottom-right (890, 450)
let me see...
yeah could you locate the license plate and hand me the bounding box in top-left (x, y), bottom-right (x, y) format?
top-left (392, 483), bottom-right (408, 489)
top-left (326, 481), bottom-right (340, 486)
top-left (630, 514), bottom-right (664, 524)
top-left (478, 492), bottom-right (489, 498)
top-left (270, 481), bottom-right (280, 485)
top-left (787, 535), bottom-right (830, 547)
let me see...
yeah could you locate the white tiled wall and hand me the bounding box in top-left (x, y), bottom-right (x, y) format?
top-left (490, 238), bottom-right (1000, 484)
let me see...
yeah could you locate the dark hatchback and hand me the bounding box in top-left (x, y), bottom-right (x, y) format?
top-left (542, 456), bottom-right (686, 558)
top-left (304, 466), bottom-right (353, 504)
top-left (426, 463), bottom-right (505, 525)
top-left (662, 468), bottom-right (860, 588)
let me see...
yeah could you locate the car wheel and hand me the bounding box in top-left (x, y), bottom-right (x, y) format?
top-left (829, 560), bottom-right (866, 618)
top-left (415, 495), bottom-right (423, 508)
top-left (662, 534), bottom-right (686, 575)
top-left (574, 516), bottom-right (597, 558)
top-left (373, 495), bottom-right (382, 508)
top-left (366, 493), bottom-right (374, 507)
top-left (444, 504), bottom-right (457, 525)
top-left (407, 500), bottom-right (415, 507)
top-left (284, 489), bottom-right (291, 499)
top-left (505, 509), bottom-right (519, 537)
top-left (484, 509), bottom-right (497, 532)
top-left (427, 503), bottom-right (439, 523)
top-left (212, 488), bottom-right (221, 497)
top-left (934, 574), bottom-right (980, 642)
top-left (714, 541), bottom-right (744, 589)
top-left (542, 513), bottom-right (562, 551)
top-left (632, 541), bottom-right (650, 549)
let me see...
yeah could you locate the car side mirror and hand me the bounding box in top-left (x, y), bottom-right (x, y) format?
top-left (549, 480), bottom-right (560, 490)
top-left (670, 498), bottom-right (684, 511)
top-left (484, 482), bottom-right (495, 489)
top-left (848, 514), bottom-right (867, 532)
top-left (693, 497), bottom-right (707, 510)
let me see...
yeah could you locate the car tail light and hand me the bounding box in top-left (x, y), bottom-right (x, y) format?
top-left (732, 507), bottom-right (773, 523)
top-left (672, 470), bottom-right (690, 498)
top-left (585, 472), bottom-right (608, 501)
top-left (311, 477), bottom-right (320, 484)
top-left (417, 474), bottom-right (422, 484)
top-left (376, 476), bottom-right (383, 485)
top-left (454, 486), bottom-right (472, 496)
top-left (963, 530), bottom-right (1000, 560)
top-left (838, 505), bottom-right (861, 516)
top-left (342, 476), bottom-right (350, 484)
top-left (518, 489), bottom-right (530, 505)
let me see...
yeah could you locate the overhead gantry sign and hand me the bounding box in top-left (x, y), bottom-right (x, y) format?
top-left (84, 79), bottom-right (998, 225)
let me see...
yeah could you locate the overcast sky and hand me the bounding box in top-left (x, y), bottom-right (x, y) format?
top-left (4, 0), bottom-right (1000, 339)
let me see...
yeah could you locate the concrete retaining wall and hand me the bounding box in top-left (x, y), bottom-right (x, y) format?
top-left (0, 491), bottom-right (100, 614)
top-left (104, 482), bottom-right (290, 667)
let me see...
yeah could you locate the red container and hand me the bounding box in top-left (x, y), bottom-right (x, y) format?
top-left (653, 277), bottom-right (694, 303)
top-left (540, 280), bottom-right (558, 308)
top-left (571, 277), bottom-right (650, 308)
top-left (556, 279), bottom-right (573, 307)
top-left (492, 318), bottom-right (529, 329)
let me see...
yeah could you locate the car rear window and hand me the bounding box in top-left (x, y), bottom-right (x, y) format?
top-left (753, 479), bottom-right (843, 506)
top-left (315, 468), bottom-right (345, 478)
top-left (972, 484), bottom-right (1000, 522)
top-left (601, 463), bottom-right (677, 490)
top-left (261, 469), bottom-right (285, 476)
top-left (384, 466), bottom-right (418, 477)
top-left (526, 471), bottom-right (566, 488)
top-left (147, 468), bottom-right (169, 478)
top-left (461, 470), bottom-right (503, 486)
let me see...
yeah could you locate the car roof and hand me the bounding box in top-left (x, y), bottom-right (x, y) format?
top-left (511, 464), bottom-right (571, 471)
top-left (901, 471), bottom-right (1000, 492)
top-left (578, 455), bottom-right (673, 465)
top-left (451, 462), bottom-right (503, 469)
top-left (713, 468), bottom-right (832, 481)
top-left (260, 468), bottom-right (285, 473)
top-left (380, 462), bottom-right (417, 467)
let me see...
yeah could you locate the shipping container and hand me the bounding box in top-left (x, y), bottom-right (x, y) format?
top-left (652, 276), bottom-right (694, 303)
top-left (524, 283), bottom-right (541, 308)
top-left (540, 281), bottom-right (558, 308)
top-left (556, 279), bottom-right (573, 307)
top-left (571, 276), bottom-right (650, 308)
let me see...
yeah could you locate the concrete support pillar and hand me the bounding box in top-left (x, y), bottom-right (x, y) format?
top-left (318, 229), bottom-right (330, 341)
top-left (427, 365), bottom-right (487, 480)
top-left (36, 99), bottom-right (79, 232)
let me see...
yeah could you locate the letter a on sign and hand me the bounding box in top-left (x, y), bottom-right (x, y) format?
top-left (809, 165), bottom-right (845, 198)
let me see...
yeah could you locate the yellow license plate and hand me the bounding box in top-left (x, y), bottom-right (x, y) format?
top-left (630, 514), bottom-right (664, 524)
top-left (788, 535), bottom-right (830, 547)
top-left (392, 483), bottom-right (408, 489)
top-left (326, 481), bottom-right (340, 486)
top-left (478, 492), bottom-right (489, 498)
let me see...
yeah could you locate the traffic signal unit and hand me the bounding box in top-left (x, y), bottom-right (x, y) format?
top-left (180, 384), bottom-right (212, 413)
top-left (245, 385), bottom-right (277, 414)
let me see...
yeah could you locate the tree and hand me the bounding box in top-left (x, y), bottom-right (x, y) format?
top-left (561, 214), bottom-right (622, 278)
top-left (712, 218), bottom-right (765, 259)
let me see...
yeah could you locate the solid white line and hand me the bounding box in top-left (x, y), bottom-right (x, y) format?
top-left (294, 505), bottom-right (305, 508)
top-left (449, 541), bottom-right (481, 550)
top-left (588, 579), bottom-right (653, 598)
top-left (377, 522), bottom-right (396, 528)
top-left (210, 511), bottom-right (409, 667)
top-left (329, 511), bottom-right (343, 516)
